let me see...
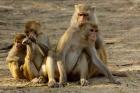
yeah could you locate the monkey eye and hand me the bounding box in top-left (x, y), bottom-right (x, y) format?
top-left (34, 31), bottom-right (37, 35)
top-left (26, 31), bottom-right (29, 33)
top-left (90, 29), bottom-right (94, 32)
top-left (78, 13), bottom-right (88, 17)
top-left (95, 30), bottom-right (98, 32)
top-left (30, 29), bottom-right (37, 34)
top-left (17, 41), bottom-right (21, 44)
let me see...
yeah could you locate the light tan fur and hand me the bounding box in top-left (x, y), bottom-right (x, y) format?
top-left (70, 4), bottom-right (107, 76)
top-left (22, 21), bottom-right (57, 87)
top-left (56, 22), bottom-right (120, 86)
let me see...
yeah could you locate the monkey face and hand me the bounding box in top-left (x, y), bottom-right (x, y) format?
top-left (87, 27), bottom-right (97, 41)
top-left (15, 40), bottom-right (24, 49)
top-left (26, 29), bottom-right (37, 42)
top-left (75, 4), bottom-right (96, 24)
top-left (14, 34), bottom-right (26, 50)
top-left (25, 21), bottom-right (41, 34)
top-left (75, 4), bottom-right (91, 24)
top-left (77, 13), bottom-right (90, 24)
top-left (79, 22), bottom-right (98, 42)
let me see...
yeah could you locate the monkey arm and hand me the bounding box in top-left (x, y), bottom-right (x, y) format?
top-left (56, 31), bottom-right (73, 85)
top-left (6, 56), bottom-right (19, 63)
top-left (85, 46), bottom-right (120, 84)
top-left (6, 47), bottom-right (20, 63)
top-left (35, 34), bottom-right (50, 57)
top-left (36, 42), bottom-right (49, 57)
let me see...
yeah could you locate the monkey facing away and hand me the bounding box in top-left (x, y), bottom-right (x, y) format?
top-left (6, 33), bottom-right (26, 80)
top-left (56, 22), bottom-right (120, 86)
top-left (70, 4), bottom-right (107, 76)
top-left (22, 21), bottom-right (57, 87)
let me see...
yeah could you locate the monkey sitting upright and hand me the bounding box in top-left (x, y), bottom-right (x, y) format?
top-left (22, 21), bottom-right (57, 87)
top-left (56, 22), bottom-right (120, 86)
top-left (70, 4), bottom-right (107, 76)
top-left (6, 33), bottom-right (26, 80)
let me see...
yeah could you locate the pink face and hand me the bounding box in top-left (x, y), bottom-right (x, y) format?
top-left (88, 27), bottom-right (97, 41)
top-left (15, 40), bottom-right (26, 51)
top-left (77, 13), bottom-right (89, 24)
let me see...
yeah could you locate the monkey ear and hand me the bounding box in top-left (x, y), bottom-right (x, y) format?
top-left (74, 5), bottom-right (79, 11)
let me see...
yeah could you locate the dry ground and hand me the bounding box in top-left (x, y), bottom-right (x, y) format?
top-left (0, 0), bottom-right (140, 93)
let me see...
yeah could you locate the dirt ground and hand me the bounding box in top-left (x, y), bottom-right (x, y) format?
top-left (0, 0), bottom-right (140, 93)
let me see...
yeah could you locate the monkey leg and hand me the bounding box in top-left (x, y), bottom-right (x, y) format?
top-left (23, 61), bottom-right (39, 81)
top-left (86, 46), bottom-right (120, 84)
top-left (8, 62), bottom-right (22, 79)
top-left (76, 53), bottom-right (89, 86)
top-left (45, 55), bottom-right (57, 87)
top-left (97, 47), bottom-right (107, 64)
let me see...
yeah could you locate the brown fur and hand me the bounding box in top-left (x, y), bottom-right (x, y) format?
top-left (6, 33), bottom-right (26, 79)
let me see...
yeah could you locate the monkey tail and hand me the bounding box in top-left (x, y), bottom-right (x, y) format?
top-left (0, 43), bottom-right (13, 50)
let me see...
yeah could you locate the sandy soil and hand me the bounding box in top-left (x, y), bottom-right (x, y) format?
top-left (0, 0), bottom-right (140, 93)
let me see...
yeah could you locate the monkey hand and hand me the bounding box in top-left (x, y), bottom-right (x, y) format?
top-left (29, 34), bottom-right (37, 43)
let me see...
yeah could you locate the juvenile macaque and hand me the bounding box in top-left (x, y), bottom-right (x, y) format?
top-left (56, 22), bottom-right (120, 86)
top-left (6, 33), bottom-right (26, 79)
top-left (70, 4), bottom-right (107, 75)
top-left (22, 21), bottom-right (57, 87)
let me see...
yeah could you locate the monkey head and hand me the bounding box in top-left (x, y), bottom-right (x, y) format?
top-left (14, 33), bottom-right (26, 51)
top-left (79, 22), bottom-right (98, 42)
top-left (74, 4), bottom-right (96, 24)
top-left (24, 21), bottom-right (41, 41)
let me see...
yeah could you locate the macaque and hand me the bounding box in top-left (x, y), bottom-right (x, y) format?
top-left (70, 4), bottom-right (107, 75)
top-left (22, 21), bottom-right (57, 87)
top-left (56, 22), bottom-right (120, 86)
top-left (71, 4), bottom-right (98, 25)
top-left (6, 33), bottom-right (26, 79)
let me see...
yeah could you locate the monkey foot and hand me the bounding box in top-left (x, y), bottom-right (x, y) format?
top-left (31, 78), bottom-right (39, 83)
top-left (58, 82), bottom-right (67, 87)
top-left (38, 76), bottom-right (46, 83)
top-left (31, 77), bottom-right (46, 84)
top-left (48, 80), bottom-right (59, 88)
top-left (80, 79), bottom-right (89, 86)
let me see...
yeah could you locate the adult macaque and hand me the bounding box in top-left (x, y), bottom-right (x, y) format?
top-left (71, 4), bottom-right (98, 25)
top-left (56, 22), bottom-right (120, 86)
top-left (70, 4), bottom-right (107, 75)
top-left (6, 33), bottom-right (26, 80)
top-left (22, 21), bottom-right (57, 87)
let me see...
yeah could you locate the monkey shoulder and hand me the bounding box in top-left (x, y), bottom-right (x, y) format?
top-left (37, 33), bottom-right (50, 49)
